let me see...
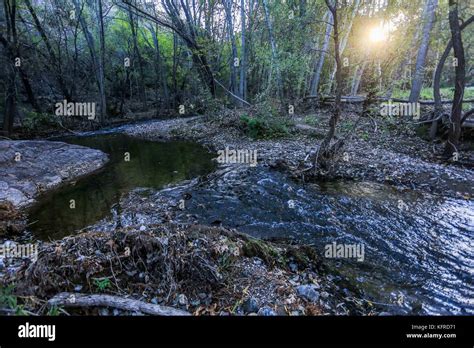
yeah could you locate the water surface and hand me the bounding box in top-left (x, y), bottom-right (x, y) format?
top-left (167, 167), bottom-right (474, 315)
top-left (27, 133), bottom-right (473, 315)
top-left (27, 133), bottom-right (216, 239)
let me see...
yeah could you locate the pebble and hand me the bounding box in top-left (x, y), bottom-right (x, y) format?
top-left (242, 297), bottom-right (259, 314)
top-left (289, 262), bottom-right (298, 272)
top-left (190, 299), bottom-right (201, 306)
top-left (296, 284), bottom-right (320, 302)
top-left (257, 306), bottom-right (276, 316)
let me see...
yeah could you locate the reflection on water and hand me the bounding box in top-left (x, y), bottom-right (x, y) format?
top-left (27, 134), bottom-right (215, 240)
top-left (168, 167), bottom-right (474, 315)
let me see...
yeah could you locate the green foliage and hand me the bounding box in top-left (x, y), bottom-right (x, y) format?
top-left (0, 285), bottom-right (27, 315)
top-left (340, 121), bottom-right (354, 132)
top-left (242, 238), bottom-right (280, 266)
top-left (240, 114), bottom-right (292, 139)
top-left (415, 125), bottom-right (431, 140)
top-left (239, 102), bottom-right (293, 139)
top-left (393, 87), bottom-right (474, 101)
top-left (46, 305), bottom-right (61, 316)
top-left (360, 131), bottom-right (370, 141)
top-left (240, 115), bottom-right (266, 139)
top-left (304, 115), bottom-right (320, 127)
top-left (22, 111), bottom-right (56, 131)
top-left (93, 277), bottom-right (111, 292)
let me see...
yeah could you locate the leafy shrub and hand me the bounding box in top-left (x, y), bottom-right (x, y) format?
top-left (304, 115), bottom-right (319, 127)
top-left (0, 284), bottom-right (27, 315)
top-left (22, 111), bottom-right (56, 131)
top-left (239, 102), bottom-right (293, 139)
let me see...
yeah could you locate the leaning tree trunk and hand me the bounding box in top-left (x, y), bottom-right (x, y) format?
top-left (430, 15), bottom-right (473, 139)
top-left (408, 0), bottom-right (438, 103)
top-left (24, 0), bottom-right (71, 101)
top-left (444, 0), bottom-right (465, 157)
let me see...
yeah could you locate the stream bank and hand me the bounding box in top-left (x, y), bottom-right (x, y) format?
top-left (0, 140), bottom-right (108, 235)
top-left (1, 111), bottom-right (473, 316)
top-left (123, 112), bottom-right (473, 199)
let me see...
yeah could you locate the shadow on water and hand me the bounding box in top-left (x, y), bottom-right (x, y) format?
top-left (27, 133), bottom-right (216, 240)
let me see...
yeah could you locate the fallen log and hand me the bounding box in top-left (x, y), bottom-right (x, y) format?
top-left (304, 95), bottom-right (474, 105)
top-left (48, 292), bottom-right (191, 316)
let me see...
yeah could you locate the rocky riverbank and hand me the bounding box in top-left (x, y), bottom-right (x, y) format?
top-left (0, 140), bottom-right (108, 235)
top-left (8, 223), bottom-right (373, 316)
top-left (0, 140), bottom-right (108, 208)
top-left (1, 110), bottom-right (472, 316)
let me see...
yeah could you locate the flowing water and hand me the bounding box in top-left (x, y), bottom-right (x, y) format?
top-left (168, 167), bottom-right (474, 315)
top-left (27, 133), bottom-right (473, 315)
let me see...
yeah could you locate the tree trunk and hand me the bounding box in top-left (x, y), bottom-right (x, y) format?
top-left (430, 15), bottom-right (473, 139)
top-left (326, 0), bottom-right (360, 95)
top-left (239, 0), bottom-right (247, 105)
top-left (262, 0), bottom-right (284, 103)
top-left (24, 0), bottom-right (71, 101)
top-left (128, 2), bottom-right (147, 107)
top-left (444, 0), bottom-right (465, 156)
top-left (97, 0), bottom-right (107, 120)
top-left (351, 61), bottom-right (367, 96)
top-left (309, 10), bottom-right (333, 97)
top-left (48, 292), bottom-right (190, 316)
top-left (149, 24), bottom-right (170, 108)
top-left (317, 0), bottom-right (342, 171)
top-left (3, 66), bottom-right (16, 136)
top-left (2, 0), bottom-right (17, 136)
top-left (408, 0), bottom-right (438, 102)
top-left (72, 0), bottom-right (106, 123)
top-left (223, 0), bottom-right (239, 102)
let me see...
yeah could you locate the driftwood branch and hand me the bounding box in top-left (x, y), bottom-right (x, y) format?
top-left (214, 78), bottom-right (252, 106)
top-left (48, 292), bottom-right (191, 316)
top-left (304, 95), bottom-right (474, 105)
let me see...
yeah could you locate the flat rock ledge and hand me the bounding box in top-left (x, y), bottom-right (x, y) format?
top-left (0, 140), bottom-right (108, 208)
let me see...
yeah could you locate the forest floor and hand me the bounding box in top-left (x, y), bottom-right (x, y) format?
top-left (1, 105), bottom-right (473, 316)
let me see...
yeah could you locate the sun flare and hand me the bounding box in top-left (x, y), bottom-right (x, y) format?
top-left (369, 26), bottom-right (388, 43)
